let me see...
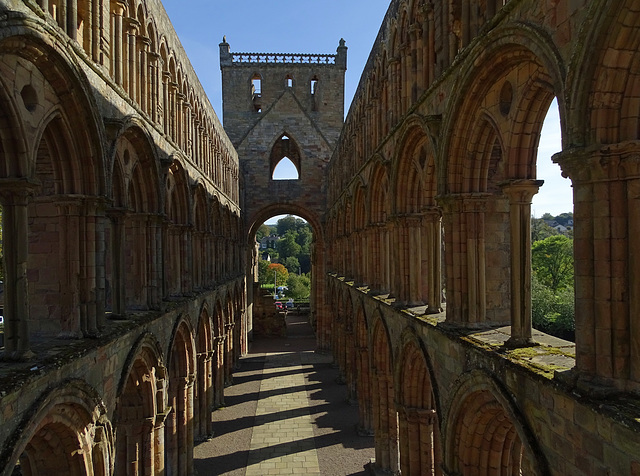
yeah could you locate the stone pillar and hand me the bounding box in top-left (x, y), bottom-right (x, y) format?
top-left (112, 2), bottom-right (126, 86)
top-left (438, 194), bottom-right (489, 326)
top-left (107, 209), bottom-right (128, 318)
top-left (57, 198), bottom-right (82, 338)
top-left (91, 0), bottom-right (100, 62)
top-left (162, 71), bottom-right (171, 133)
top-left (147, 214), bottom-right (162, 310)
top-left (142, 418), bottom-right (155, 476)
top-left (125, 18), bottom-right (139, 99)
top-left (422, 208), bottom-right (443, 313)
top-left (95, 199), bottom-right (107, 330)
top-left (215, 336), bottom-right (225, 406)
top-left (148, 52), bottom-right (160, 124)
top-left (67, 0), bottom-right (77, 40)
top-left (154, 411), bottom-right (168, 475)
top-left (556, 144), bottom-right (640, 392)
top-left (81, 197), bottom-right (102, 337)
top-left (139, 36), bottom-right (151, 112)
top-left (0, 185), bottom-right (35, 360)
top-left (501, 180), bottom-right (543, 347)
top-left (407, 215), bottom-right (423, 305)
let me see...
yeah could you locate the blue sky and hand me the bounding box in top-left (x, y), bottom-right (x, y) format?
top-left (161, 1), bottom-right (572, 222)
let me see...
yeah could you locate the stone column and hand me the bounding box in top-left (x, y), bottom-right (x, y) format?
top-left (125, 17), bottom-right (140, 99)
top-left (94, 198), bottom-right (107, 329)
top-left (356, 346), bottom-right (373, 435)
top-left (57, 198), bottom-right (82, 338)
top-left (139, 36), bottom-right (151, 112)
top-left (438, 194), bottom-right (489, 326)
top-left (407, 215), bottom-right (423, 305)
top-left (107, 209), bottom-right (128, 318)
top-left (148, 52), bottom-right (160, 124)
top-left (112, 1), bottom-right (126, 86)
top-left (91, 0), bottom-right (100, 62)
top-left (81, 197), bottom-right (101, 337)
top-left (67, 0), bottom-right (77, 40)
top-left (0, 184), bottom-right (36, 360)
top-left (162, 71), bottom-right (171, 133)
top-left (422, 208), bottom-right (443, 313)
top-left (147, 214), bottom-right (162, 310)
top-left (556, 144), bottom-right (640, 391)
top-left (501, 180), bottom-right (543, 347)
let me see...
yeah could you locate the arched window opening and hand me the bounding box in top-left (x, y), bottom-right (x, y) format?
top-left (532, 97), bottom-right (574, 342)
top-left (269, 134), bottom-right (302, 180)
top-left (251, 73), bottom-right (262, 113)
top-left (254, 214), bottom-right (313, 290)
top-left (286, 75), bottom-right (293, 88)
top-left (310, 76), bottom-right (319, 111)
top-left (272, 157), bottom-right (299, 180)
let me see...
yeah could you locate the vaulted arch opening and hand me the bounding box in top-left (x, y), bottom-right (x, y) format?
top-left (270, 134), bottom-right (301, 180)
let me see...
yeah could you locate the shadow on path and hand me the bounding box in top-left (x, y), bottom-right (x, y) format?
top-left (194, 313), bottom-right (374, 476)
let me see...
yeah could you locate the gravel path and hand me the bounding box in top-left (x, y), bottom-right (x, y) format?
top-left (193, 314), bottom-right (374, 475)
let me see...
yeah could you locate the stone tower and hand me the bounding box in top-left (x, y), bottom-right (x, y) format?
top-left (219, 37), bottom-right (347, 232)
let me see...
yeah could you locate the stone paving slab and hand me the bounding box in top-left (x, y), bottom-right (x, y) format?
top-left (245, 352), bottom-right (322, 476)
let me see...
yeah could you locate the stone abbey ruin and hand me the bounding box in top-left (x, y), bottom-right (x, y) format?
top-left (0, 0), bottom-right (639, 474)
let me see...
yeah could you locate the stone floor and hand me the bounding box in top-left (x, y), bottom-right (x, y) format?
top-left (194, 313), bottom-right (375, 475)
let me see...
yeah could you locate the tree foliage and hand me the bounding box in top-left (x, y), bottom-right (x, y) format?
top-left (267, 262), bottom-right (289, 286)
top-left (284, 256), bottom-right (300, 274)
top-left (277, 231), bottom-right (302, 261)
top-left (532, 235), bottom-right (574, 292)
top-left (531, 275), bottom-right (575, 341)
top-left (286, 273), bottom-right (311, 299)
top-left (257, 259), bottom-right (271, 287)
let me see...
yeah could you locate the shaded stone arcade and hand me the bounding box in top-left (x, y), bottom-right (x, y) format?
top-left (0, 0), bottom-right (640, 474)
top-left (193, 313), bottom-right (374, 476)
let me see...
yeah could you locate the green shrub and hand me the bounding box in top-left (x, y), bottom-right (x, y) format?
top-left (532, 275), bottom-right (575, 341)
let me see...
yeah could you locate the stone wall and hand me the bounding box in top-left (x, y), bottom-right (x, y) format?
top-left (325, 0), bottom-right (640, 474)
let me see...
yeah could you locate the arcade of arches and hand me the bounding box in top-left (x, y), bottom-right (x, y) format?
top-left (0, 0), bottom-right (639, 475)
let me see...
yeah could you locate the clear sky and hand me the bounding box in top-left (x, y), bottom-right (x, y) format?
top-left (161, 0), bottom-right (572, 222)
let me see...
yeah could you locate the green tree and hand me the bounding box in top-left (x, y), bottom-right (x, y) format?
top-left (286, 273), bottom-right (311, 299)
top-left (277, 215), bottom-right (305, 236)
top-left (532, 274), bottom-right (575, 341)
top-left (296, 225), bottom-right (312, 248)
top-left (532, 235), bottom-right (574, 292)
top-left (277, 231), bottom-right (301, 261)
top-left (257, 259), bottom-right (271, 287)
top-left (531, 217), bottom-right (558, 243)
top-left (255, 223), bottom-right (271, 242)
top-left (284, 256), bottom-right (300, 274)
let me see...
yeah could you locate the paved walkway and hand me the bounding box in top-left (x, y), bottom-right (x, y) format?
top-left (194, 313), bottom-right (374, 476)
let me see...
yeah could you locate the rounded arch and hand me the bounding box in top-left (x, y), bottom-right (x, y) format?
top-left (246, 203), bottom-right (324, 247)
top-left (370, 310), bottom-right (399, 473)
top-left (442, 24), bottom-right (565, 193)
top-left (114, 333), bottom-right (166, 475)
top-left (166, 314), bottom-right (197, 377)
top-left (110, 120), bottom-right (161, 213)
top-left (394, 330), bottom-right (443, 475)
top-left (165, 315), bottom-right (197, 475)
top-left (0, 73), bottom-right (29, 178)
top-left (166, 158), bottom-right (191, 225)
top-left (392, 118), bottom-right (439, 213)
top-left (443, 370), bottom-right (549, 476)
top-left (0, 30), bottom-right (106, 195)
top-left (570, 0), bottom-right (640, 144)
top-left (1, 380), bottom-right (113, 476)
